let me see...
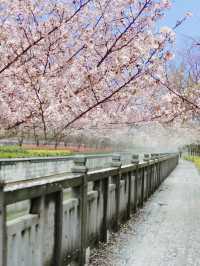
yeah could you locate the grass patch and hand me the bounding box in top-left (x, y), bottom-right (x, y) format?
top-left (0, 145), bottom-right (73, 158)
top-left (184, 156), bottom-right (200, 170)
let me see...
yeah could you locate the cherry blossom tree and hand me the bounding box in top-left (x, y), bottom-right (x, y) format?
top-left (0, 0), bottom-right (191, 143)
top-left (151, 44), bottom-right (200, 125)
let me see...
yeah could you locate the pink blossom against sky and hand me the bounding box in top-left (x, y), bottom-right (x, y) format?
top-left (159, 0), bottom-right (200, 58)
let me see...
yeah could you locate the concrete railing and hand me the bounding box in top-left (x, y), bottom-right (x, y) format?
top-left (0, 152), bottom-right (132, 181)
top-left (0, 153), bottom-right (179, 266)
top-left (187, 144), bottom-right (200, 157)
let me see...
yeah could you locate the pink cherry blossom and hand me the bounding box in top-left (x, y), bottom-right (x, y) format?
top-left (0, 0), bottom-right (194, 142)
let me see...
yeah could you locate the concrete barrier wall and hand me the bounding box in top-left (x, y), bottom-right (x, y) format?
top-left (0, 152), bottom-right (132, 181)
top-left (0, 153), bottom-right (179, 266)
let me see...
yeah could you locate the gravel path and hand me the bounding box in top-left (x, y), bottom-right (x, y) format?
top-left (89, 160), bottom-right (200, 266)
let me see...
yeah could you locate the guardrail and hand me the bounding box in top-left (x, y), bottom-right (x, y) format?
top-left (0, 153), bottom-right (179, 266)
top-left (187, 144), bottom-right (200, 157)
top-left (0, 152), bottom-right (132, 181)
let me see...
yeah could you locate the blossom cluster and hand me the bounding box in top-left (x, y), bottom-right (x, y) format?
top-left (0, 0), bottom-right (180, 139)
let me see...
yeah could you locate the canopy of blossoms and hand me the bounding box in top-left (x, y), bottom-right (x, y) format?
top-left (0, 0), bottom-right (193, 141)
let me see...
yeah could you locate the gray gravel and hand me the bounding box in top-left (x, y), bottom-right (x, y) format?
top-left (89, 160), bottom-right (200, 266)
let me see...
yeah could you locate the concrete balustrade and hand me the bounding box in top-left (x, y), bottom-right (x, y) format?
top-left (187, 144), bottom-right (200, 157)
top-left (0, 152), bottom-right (132, 182)
top-left (0, 153), bottom-right (179, 266)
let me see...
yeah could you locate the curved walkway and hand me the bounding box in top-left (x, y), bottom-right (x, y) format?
top-left (89, 160), bottom-right (200, 266)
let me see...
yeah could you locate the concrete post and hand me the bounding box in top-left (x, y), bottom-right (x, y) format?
top-left (150, 154), bottom-right (156, 194)
top-left (143, 154), bottom-right (150, 162)
top-left (131, 154), bottom-right (139, 213)
top-left (154, 154), bottom-right (160, 188)
top-left (127, 170), bottom-right (132, 220)
top-left (31, 186), bottom-right (63, 266)
top-left (71, 155), bottom-right (88, 266)
top-left (157, 154), bottom-right (161, 187)
top-left (0, 181), bottom-right (6, 266)
top-left (54, 190), bottom-right (63, 266)
top-left (111, 153), bottom-right (122, 168)
top-left (111, 154), bottom-right (122, 232)
top-left (143, 154), bottom-right (150, 199)
top-left (30, 196), bottom-right (45, 265)
top-left (152, 154), bottom-right (157, 179)
top-left (139, 154), bottom-right (148, 206)
top-left (132, 154), bottom-right (139, 164)
top-left (94, 178), bottom-right (109, 243)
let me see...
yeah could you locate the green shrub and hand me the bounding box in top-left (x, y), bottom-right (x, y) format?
top-left (0, 146), bottom-right (72, 158)
top-left (184, 156), bottom-right (200, 170)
